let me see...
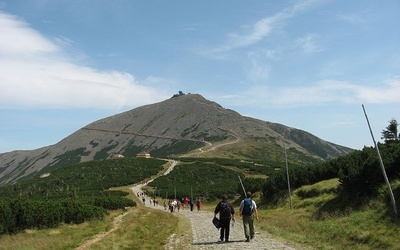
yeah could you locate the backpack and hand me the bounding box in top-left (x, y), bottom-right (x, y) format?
top-left (242, 198), bottom-right (253, 216)
top-left (220, 202), bottom-right (231, 219)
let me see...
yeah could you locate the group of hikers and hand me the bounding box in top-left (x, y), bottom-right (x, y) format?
top-left (137, 186), bottom-right (258, 243)
top-left (164, 197), bottom-right (202, 213)
top-left (214, 191), bottom-right (259, 243)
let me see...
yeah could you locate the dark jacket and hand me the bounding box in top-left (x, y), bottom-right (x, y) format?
top-left (214, 201), bottom-right (235, 220)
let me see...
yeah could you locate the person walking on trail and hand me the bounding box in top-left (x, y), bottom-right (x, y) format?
top-left (214, 195), bottom-right (235, 242)
top-left (190, 199), bottom-right (195, 211)
top-left (196, 198), bottom-right (202, 211)
top-left (239, 191), bottom-right (259, 242)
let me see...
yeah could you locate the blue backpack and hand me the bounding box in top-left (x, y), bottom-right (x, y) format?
top-left (242, 198), bottom-right (253, 216)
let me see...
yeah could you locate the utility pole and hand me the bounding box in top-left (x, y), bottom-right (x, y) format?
top-left (362, 104), bottom-right (397, 217)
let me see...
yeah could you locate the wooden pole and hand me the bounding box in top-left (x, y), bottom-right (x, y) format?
top-left (238, 175), bottom-right (247, 197)
top-left (362, 104), bottom-right (397, 217)
top-left (284, 139), bottom-right (293, 209)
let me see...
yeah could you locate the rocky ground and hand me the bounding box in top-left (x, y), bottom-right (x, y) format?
top-left (131, 183), bottom-right (296, 250)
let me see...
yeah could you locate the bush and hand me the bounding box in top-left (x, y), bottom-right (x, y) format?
top-left (238, 178), bottom-right (265, 195)
top-left (262, 142), bottom-right (400, 199)
top-left (89, 196), bottom-right (136, 210)
top-left (263, 161), bottom-right (338, 197)
top-left (338, 143), bottom-right (400, 195)
top-left (0, 198), bottom-right (108, 235)
top-left (61, 200), bottom-right (106, 224)
top-left (148, 162), bottom-right (243, 200)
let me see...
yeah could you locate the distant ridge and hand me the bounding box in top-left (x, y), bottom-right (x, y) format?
top-left (0, 93), bottom-right (353, 186)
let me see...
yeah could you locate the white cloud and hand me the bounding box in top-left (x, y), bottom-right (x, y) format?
top-left (0, 12), bottom-right (168, 109)
top-left (210, 0), bottom-right (321, 53)
top-left (0, 12), bottom-right (58, 55)
top-left (246, 51), bottom-right (272, 82)
top-left (294, 34), bottom-right (323, 54)
top-left (336, 13), bottom-right (369, 26)
top-left (222, 79), bottom-right (400, 108)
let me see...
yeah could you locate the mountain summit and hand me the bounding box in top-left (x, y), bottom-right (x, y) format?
top-left (0, 94), bottom-right (352, 185)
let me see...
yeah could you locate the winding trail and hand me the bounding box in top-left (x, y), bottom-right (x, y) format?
top-left (130, 161), bottom-right (296, 250)
top-left (78, 141), bottom-right (297, 249)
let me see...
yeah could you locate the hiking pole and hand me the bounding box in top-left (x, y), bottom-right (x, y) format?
top-left (238, 175), bottom-right (247, 197)
top-left (362, 104), bottom-right (398, 217)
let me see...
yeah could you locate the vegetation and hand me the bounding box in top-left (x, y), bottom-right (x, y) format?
top-left (263, 142), bottom-right (400, 198)
top-left (151, 140), bottom-right (205, 158)
top-left (177, 157), bottom-right (279, 176)
top-left (1, 121), bottom-right (399, 248)
top-left (0, 198), bottom-right (107, 234)
top-left (259, 138), bottom-right (400, 249)
top-left (0, 157), bottom-right (166, 235)
top-left (147, 162), bottom-right (244, 200)
top-left (382, 118), bottom-right (399, 142)
top-left (0, 207), bottom-right (184, 250)
top-left (0, 157), bottom-right (165, 199)
top-left (258, 179), bottom-right (400, 249)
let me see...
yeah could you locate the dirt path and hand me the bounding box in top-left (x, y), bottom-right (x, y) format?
top-left (132, 183), bottom-right (296, 250)
top-left (130, 159), bottom-right (296, 250)
top-left (78, 151), bottom-right (297, 249)
top-left (76, 210), bottom-right (130, 250)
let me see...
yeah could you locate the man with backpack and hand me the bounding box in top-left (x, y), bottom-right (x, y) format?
top-left (239, 191), bottom-right (259, 242)
top-left (214, 195), bottom-right (235, 242)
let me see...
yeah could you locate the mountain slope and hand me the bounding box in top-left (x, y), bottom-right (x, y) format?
top-left (0, 94), bottom-right (353, 186)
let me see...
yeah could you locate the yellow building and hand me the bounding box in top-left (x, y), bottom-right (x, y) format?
top-left (136, 152), bottom-right (151, 158)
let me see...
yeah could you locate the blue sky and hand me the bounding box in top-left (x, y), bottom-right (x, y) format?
top-left (1, 0), bottom-right (399, 153)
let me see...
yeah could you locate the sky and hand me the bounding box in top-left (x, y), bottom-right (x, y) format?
top-left (0, 0), bottom-right (399, 153)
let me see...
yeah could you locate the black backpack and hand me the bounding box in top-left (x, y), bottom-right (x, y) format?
top-left (220, 202), bottom-right (231, 218)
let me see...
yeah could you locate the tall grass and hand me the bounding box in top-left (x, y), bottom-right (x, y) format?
top-left (0, 212), bottom-right (113, 250)
top-left (257, 179), bottom-right (400, 249)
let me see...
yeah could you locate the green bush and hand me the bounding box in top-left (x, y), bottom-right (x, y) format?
top-left (338, 143), bottom-right (400, 195)
top-left (0, 199), bottom-right (15, 234)
top-left (262, 142), bottom-right (400, 199)
top-left (89, 196), bottom-right (136, 210)
top-left (263, 161), bottom-right (338, 197)
top-left (61, 200), bottom-right (106, 224)
top-left (148, 162), bottom-right (243, 200)
top-left (238, 178), bottom-right (265, 195)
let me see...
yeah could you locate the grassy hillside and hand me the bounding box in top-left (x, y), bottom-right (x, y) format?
top-left (257, 178), bottom-right (400, 249)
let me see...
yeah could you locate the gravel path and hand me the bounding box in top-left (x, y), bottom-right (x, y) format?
top-left (131, 183), bottom-right (296, 250)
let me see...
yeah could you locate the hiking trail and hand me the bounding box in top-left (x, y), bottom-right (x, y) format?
top-left (130, 161), bottom-right (297, 250)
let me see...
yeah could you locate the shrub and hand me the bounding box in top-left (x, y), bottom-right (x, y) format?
top-left (338, 143), bottom-right (400, 195)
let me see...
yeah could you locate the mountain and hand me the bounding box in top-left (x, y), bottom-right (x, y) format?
top-left (0, 93), bottom-right (353, 186)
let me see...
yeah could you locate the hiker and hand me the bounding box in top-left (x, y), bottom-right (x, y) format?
top-left (214, 195), bottom-right (235, 242)
top-left (196, 198), bottom-right (202, 211)
top-left (190, 199), bottom-right (195, 211)
top-left (239, 191), bottom-right (259, 242)
top-left (168, 200), bottom-right (174, 213)
top-left (184, 197), bottom-right (190, 208)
